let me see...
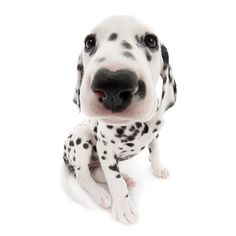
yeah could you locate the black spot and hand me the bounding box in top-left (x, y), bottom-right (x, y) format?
top-left (121, 40), bottom-right (132, 49)
top-left (73, 97), bottom-right (77, 105)
top-left (74, 149), bottom-right (76, 154)
top-left (68, 165), bottom-right (75, 172)
top-left (135, 122), bottom-right (142, 128)
top-left (102, 140), bottom-right (107, 146)
top-left (135, 35), bottom-right (144, 45)
top-left (87, 140), bottom-right (92, 145)
top-left (96, 57), bottom-right (106, 63)
top-left (68, 134), bottom-right (72, 138)
top-left (169, 68), bottom-right (173, 83)
top-left (134, 128), bottom-right (140, 134)
top-left (107, 125), bottom-right (113, 129)
top-left (163, 63), bottom-right (168, 71)
top-left (103, 150), bottom-right (107, 154)
top-left (173, 80), bottom-right (177, 96)
top-left (63, 156), bottom-right (68, 164)
top-left (93, 145), bottom-right (97, 152)
top-left (125, 194), bottom-right (129, 198)
top-left (127, 135), bottom-right (135, 141)
top-left (153, 128), bottom-right (158, 133)
top-left (149, 148), bottom-right (152, 153)
top-left (83, 143), bottom-right (89, 149)
top-left (63, 152), bottom-right (68, 163)
top-left (100, 132), bottom-right (105, 138)
top-left (131, 149), bottom-right (135, 152)
top-left (135, 80), bottom-right (146, 99)
top-left (130, 129), bottom-right (139, 139)
top-left (68, 147), bottom-right (71, 153)
top-left (129, 125), bottom-right (135, 132)
top-left (121, 154), bottom-right (135, 160)
top-left (108, 33), bottom-right (118, 41)
top-left (77, 64), bottom-right (84, 75)
top-left (145, 50), bottom-right (152, 61)
top-left (101, 156), bottom-right (106, 160)
top-left (162, 90), bottom-right (165, 99)
top-left (161, 44), bottom-right (169, 64)
top-left (119, 147), bottom-right (123, 150)
top-left (77, 167), bottom-right (81, 171)
top-left (122, 51), bottom-right (135, 60)
top-left (140, 146), bottom-right (145, 150)
top-left (64, 145), bottom-right (66, 150)
top-left (121, 139), bottom-right (128, 143)
top-left (109, 164), bottom-right (119, 172)
top-left (163, 75), bottom-right (167, 84)
top-left (76, 138), bottom-right (81, 145)
top-left (94, 135), bottom-right (98, 141)
top-left (93, 126), bottom-right (97, 133)
top-left (156, 120), bottom-right (161, 125)
top-left (111, 140), bottom-right (115, 144)
top-left (116, 174), bottom-right (121, 178)
top-left (165, 101), bottom-right (175, 111)
top-left (126, 143), bottom-right (134, 147)
top-left (116, 128), bottom-right (124, 137)
top-left (156, 134), bottom-right (159, 138)
top-left (89, 44), bottom-right (98, 56)
top-left (69, 140), bottom-right (74, 146)
top-left (73, 156), bottom-right (76, 162)
top-left (141, 123), bottom-right (149, 135)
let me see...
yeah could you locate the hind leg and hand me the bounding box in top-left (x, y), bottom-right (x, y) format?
top-left (64, 125), bottom-right (111, 208)
top-left (91, 167), bottom-right (136, 188)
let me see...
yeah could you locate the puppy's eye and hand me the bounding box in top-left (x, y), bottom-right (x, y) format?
top-left (144, 34), bottom-right (158, 49)
top-left (85, 35), bottom-right (96, 50)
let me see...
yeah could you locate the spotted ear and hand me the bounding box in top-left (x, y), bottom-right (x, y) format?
top-left (159, 44), bottom-right (177, 113)
top-left (73, 56), bottom-right (84, 112)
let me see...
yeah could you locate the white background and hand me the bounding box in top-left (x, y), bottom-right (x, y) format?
top-left (0, 0), bottom-right (236, 235)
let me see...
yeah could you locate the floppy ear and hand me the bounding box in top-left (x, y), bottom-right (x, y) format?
top-left (73, 55), bottom-right (84, 112)
top-left (159, 44), bottom-right (177, 113)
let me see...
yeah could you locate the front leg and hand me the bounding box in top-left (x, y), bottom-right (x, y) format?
top-left (148, 138), bottom-right (169, 179)
top-left (97, 142), bottom-right (136, 224)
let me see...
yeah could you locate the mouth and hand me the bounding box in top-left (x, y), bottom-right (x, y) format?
top-left (99, 116), bottom-right (132, 125)
top-left (81, 89), bottom-right (156, 124)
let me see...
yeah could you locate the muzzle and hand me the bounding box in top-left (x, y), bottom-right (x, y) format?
top-left (91, 68), bottom-right (138, 112)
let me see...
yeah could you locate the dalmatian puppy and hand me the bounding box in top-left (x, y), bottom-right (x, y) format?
top-left (63, 15), bottom-right (177, 224)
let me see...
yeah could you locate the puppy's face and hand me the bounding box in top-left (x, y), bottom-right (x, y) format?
top-left (76, 16), bottom-right (164, 125)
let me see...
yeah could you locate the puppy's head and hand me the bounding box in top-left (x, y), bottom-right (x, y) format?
top-left (73, 16), bottom-right (175, 125)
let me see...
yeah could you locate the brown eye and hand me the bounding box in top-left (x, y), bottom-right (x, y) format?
top-left (85, 35), bottom-right (96, 50)
top-left (144, 34), bottom-right (158, 49)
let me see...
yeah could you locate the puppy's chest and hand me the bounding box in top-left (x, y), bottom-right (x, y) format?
top-left (93, 119), bottom-right (162, 160)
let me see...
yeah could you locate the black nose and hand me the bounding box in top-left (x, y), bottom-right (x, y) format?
top-left (91, 68), bottom-right (138, 112)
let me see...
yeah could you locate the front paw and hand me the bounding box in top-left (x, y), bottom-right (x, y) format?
top-left (92, 187), bottom-right (112, 208)
top-left (152, 166), bottom-right (169, 179)
top-left (112, 196), bottom-right (137, 224)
